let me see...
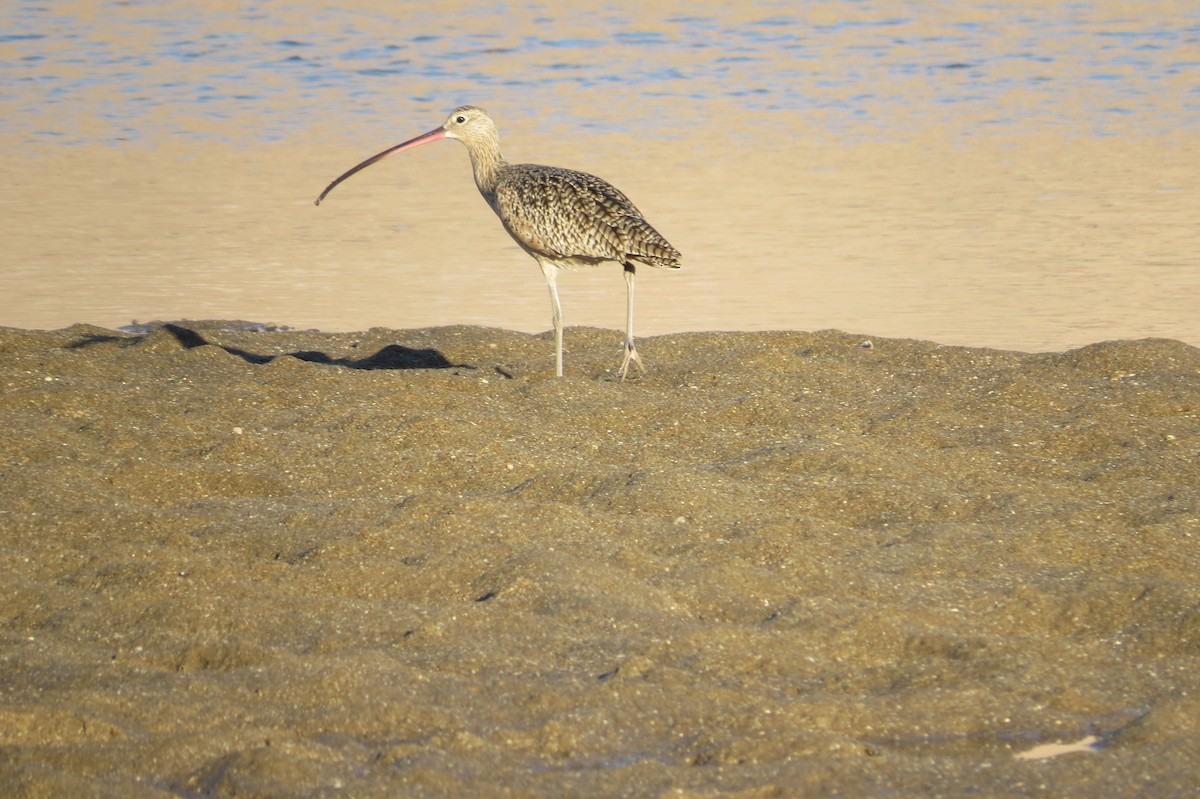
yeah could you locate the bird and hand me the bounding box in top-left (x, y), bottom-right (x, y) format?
top-left (315, 105), bottom-right (681, 380)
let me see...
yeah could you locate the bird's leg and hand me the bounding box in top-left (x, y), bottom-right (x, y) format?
top-left (618, 263), bottom-right (643, 382)
top-left (538, 257), bottom-right (564, 377)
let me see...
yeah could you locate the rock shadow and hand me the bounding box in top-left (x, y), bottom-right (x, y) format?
top-left (72, 323), bottom-right (466, 371)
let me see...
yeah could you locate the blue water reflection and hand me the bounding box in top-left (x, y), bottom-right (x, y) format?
top-left (1, 1), bottom-right (1197, 146)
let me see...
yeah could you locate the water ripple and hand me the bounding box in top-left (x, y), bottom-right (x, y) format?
top-left (0, 1), bottom-right (1196, 146)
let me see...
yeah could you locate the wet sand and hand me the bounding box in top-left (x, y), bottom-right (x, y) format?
top-left (5, 130), bottom-right (1198, 353)
top-left (2, 322), bottom-right (1198, 796)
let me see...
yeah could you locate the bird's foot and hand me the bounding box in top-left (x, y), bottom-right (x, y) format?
top-left (618, 343), bottom-right (644, 382)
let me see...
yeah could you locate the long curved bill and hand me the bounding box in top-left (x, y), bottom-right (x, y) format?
top-left (314, 126), bottom-right (447, 205)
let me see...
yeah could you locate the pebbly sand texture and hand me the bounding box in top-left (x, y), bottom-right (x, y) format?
top-left (2, 321), bottom-right (1199, 797)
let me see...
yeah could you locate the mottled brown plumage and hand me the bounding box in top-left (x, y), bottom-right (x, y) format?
top-left (316, 105), bottom-right (681, 379)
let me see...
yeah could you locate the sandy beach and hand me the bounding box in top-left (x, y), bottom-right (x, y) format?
top-left (2, 322), bottom-right (1198, 796)
top-left (3, 1), bottom-right (1200, 794)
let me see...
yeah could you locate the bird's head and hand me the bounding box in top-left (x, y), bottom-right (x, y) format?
top-left (441, 105), bottom-right (500, 148)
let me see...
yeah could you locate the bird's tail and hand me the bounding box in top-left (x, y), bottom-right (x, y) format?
top-left (621, 216), bottom-right (682, 269)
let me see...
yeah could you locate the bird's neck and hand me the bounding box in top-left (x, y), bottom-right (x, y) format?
top-left (463, 137), bottom-right (507, 199)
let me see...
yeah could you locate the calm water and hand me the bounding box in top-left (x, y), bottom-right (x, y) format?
top-left (2, 1), bottom-right (1198, 349)
top-left (3, 1), bottom-right (1198, 146)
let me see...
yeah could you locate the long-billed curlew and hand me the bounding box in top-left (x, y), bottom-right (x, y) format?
top-left (315, 105), bottom-right (681, 380)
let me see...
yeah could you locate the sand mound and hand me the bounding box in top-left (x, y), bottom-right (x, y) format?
top-left (2, 323), bottom-right (1197, 796)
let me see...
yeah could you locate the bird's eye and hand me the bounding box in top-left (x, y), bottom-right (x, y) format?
top-left (455, 115), bottom-right (466, 124)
